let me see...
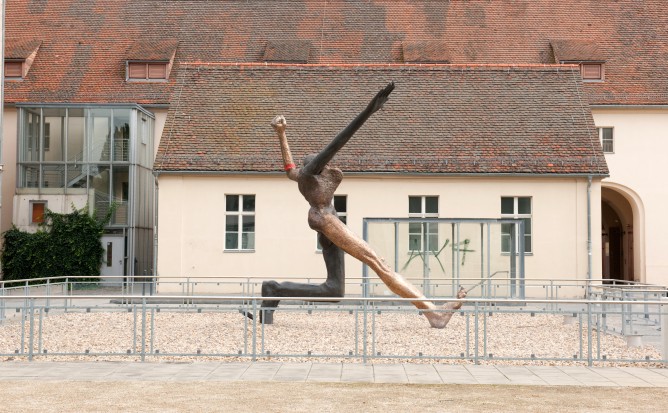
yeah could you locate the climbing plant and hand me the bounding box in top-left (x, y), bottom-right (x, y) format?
top-left (1, 205), bottom-right (114, 282)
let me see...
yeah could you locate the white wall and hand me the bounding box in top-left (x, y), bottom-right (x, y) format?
top-left (593, 108), bottom-right (668, 285)
top-left (156, 174), bottom-right (602, 295)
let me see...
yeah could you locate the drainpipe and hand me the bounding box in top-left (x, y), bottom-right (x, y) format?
top-left (152, 172), bottom-right (159, 293)
top-left (587, 175), bottom-right (592, 297)
top-left (0, 0), bottom-right (5, 259)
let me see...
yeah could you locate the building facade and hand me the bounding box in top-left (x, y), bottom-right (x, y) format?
top-left (3, 1), bottom-right (667, 291)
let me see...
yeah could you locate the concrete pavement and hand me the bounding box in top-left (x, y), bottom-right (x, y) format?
top-left (1, 361), bottom-right (668, 387)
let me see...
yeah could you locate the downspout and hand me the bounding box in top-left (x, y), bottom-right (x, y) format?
top-left (0, 0), bottom-right (5, 262)
top-left (587, 175), bottom-right (592, 297)
top-left (152, 172), bottom-right (159, 294)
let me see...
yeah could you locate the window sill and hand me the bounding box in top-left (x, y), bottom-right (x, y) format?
top-left (223, 249), bottom-right (255, 253)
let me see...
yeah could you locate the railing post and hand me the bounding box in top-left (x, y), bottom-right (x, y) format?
top-left (28, 298), bottom-right (35, 361)
top-left (474, 301), bottom-right (479, 365)
top-left (661, 297), bottom-right (668, 364)
top-left (141, 297), bottom-right (147, 362)
top-left (251, 298), bottom-right (257, 361)
top-left (587, 300), bottom-right (593, 366)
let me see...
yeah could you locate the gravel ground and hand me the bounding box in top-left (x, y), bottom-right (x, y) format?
top-left (0, 306), bottom-right (662, 366)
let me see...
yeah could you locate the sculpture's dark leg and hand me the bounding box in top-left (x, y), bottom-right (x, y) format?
top-left (245, 232), bottom-right (345, 324)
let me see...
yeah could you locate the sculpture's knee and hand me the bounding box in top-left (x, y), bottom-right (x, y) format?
top-left (323, 281), bottom-right (344, 299)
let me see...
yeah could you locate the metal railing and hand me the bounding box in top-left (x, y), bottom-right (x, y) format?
top-left (1, 283), bottom-right (666, 366)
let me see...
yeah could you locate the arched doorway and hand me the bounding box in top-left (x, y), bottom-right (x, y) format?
top-left (601, 185), bottom-right (643, 282)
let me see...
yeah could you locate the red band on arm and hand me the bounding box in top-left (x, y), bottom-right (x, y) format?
top-left (284, 163), bottom-right (296, 171)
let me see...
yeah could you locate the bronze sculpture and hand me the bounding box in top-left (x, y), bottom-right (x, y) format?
top-left (252, 82), bottom-right (466, 328)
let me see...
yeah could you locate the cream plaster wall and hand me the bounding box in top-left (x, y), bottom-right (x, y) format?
top-left (592, 108), bottom-right (668, 285)
top-left (1, 109), bottom-right (18, 236)
top-left (156, 174), bottom-right (602, 296)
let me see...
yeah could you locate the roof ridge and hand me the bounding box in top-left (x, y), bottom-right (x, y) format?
top-left (180, 62), bottom-right (580, 70)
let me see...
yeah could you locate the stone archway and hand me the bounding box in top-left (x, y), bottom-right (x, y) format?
top-left (601, 184), bottom-right (644, 282)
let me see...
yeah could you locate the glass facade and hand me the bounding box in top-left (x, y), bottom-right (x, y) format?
top-left (17, 105), bottom-right (155, 277)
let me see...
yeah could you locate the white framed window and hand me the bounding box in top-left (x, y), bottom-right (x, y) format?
top-left (316, 195), bottom-right (347, 251)
top-left (30, 201), bottom-right (47, 224)
top-left (225, 195), bottom-right (255, 251)
top-left (501, 196), bottom-right (532, 253)
top-left (408, 196), bottom-right (439, 252)
top-left (598, 127), bottom-right (613, 153)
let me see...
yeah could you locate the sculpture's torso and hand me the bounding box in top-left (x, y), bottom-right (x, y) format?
top-left (298, 166), bottom-right (343, 230)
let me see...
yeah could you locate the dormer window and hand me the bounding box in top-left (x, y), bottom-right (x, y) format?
top-left (125, 38), bottom-right (177, 82)
top-left (550, 40), bottom-right (605, 82)
top-left (127, 61), bottom-right (168, 80)
top-left (4, 60), bottom-right (24, 79)
top-left (581, 63), bottom-right (604, 81)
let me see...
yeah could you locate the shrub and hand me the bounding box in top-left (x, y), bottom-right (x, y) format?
top-left (1, 205), bottom-right (113, 282)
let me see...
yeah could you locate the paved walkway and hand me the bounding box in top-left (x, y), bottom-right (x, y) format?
top-left (1, 362), bottom-right (668, 387)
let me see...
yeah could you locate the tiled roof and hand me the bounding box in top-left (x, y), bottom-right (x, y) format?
top-left (551, 40), bottom-right (605, 63)
top-left (4, 38), bottom-right (41, 59)
top-left (155, 64), bottom-right (608, 176)
top-left (126, 39), bottom-right (178, 61)
top-left (263, 40), bottom-right (312, 63)
top-left (4, 0), bottom-right (668, 105)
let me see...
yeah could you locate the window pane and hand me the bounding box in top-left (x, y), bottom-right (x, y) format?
top-left (409, 223), bottom-right (422, 233)
top-left (339, 216), bottom-right (347, 224)
top-left (408, 196), bottom-right (422, 214)
top-left (19, 165), bottom-right (39, 188)
top-left (242, 233), bottom-right (255, 250)
top-left (22, 109), bottom-right (41, 162)
top-left (521, 218), bottom-right (532, 234)
top-left (226, 195), bottom-right (239, 212)
top-left (501, 197), bottom-right (514, 214)
top-left (518, 197), bottom-right (531, 214)
top-left (501, 234), bottom-right (511, 253)
top-left (426, 222), bottom-right (438, 235)
top-left (128, 63), bottom-right (146, 79)
top-left (501, 223), bottom-right (512, 236)
top-left (67, 164), bottom-right (86, 188)
top-left (409, 235), bottom-right (421, 251)
top-left (42, 165), bottom-right (65, 188)
top-left (334, 196), bottom-right (347, 213)
top-left (43, 108), bottom-right (66, 162)
top-left (601, 128), bottom-right (613, 141)
top-left (524, 235), bottom-right (532, 253)
top-left (90, 109), bottom-right (111, 162)
top-left (5, 61), bottom-right (23, 77)
top-left (67, 108), bottom-right (85, 163)
top-left (226, 215), bottom-right (239, 232)
top-left (225, 233), bottom-right (238, 250)
top-left (425, 196), bottom-right (438, 214)
top-left (112, 109), bottom-right (130, 162)
top-left (148, 63), bottom-right (167, 79)
top-left (242, 195), bottom-right (255, 212)
top-left (242, 216), bottom-right (255, 232)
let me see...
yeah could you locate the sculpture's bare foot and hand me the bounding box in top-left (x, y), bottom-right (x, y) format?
top-left (424, 287), bottom-right (467, 329)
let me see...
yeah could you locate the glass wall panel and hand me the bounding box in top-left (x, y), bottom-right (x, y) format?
top-left (22, 108), bottom-right (40, 162)
top-left (90, 165), bottom-right (111, 217)
top-left (89, 109), bottom-right (111, 162)
top-left (113, 109), bottom-right (131, 162)
top-left (42, 165), bottom-right (65, 188)
top-left (67, 164), bottom-right (86, 188)
top-left (42, 108), bottom-right (66, 162)
top-left (67, 108), bottom-right (85, 163)
top-left (112, 165), bottom-right (130, 225)
top-left (20, 165), bottom-right (40, 188)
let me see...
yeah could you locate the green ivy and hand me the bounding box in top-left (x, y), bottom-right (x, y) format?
top-left (1, 205), bottom-right (114, 282)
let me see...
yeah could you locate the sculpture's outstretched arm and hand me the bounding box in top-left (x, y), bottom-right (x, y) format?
top-left (271, 115), bottom-right (299, 181)
top-left (302, 82), bottom-right (395, 175)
